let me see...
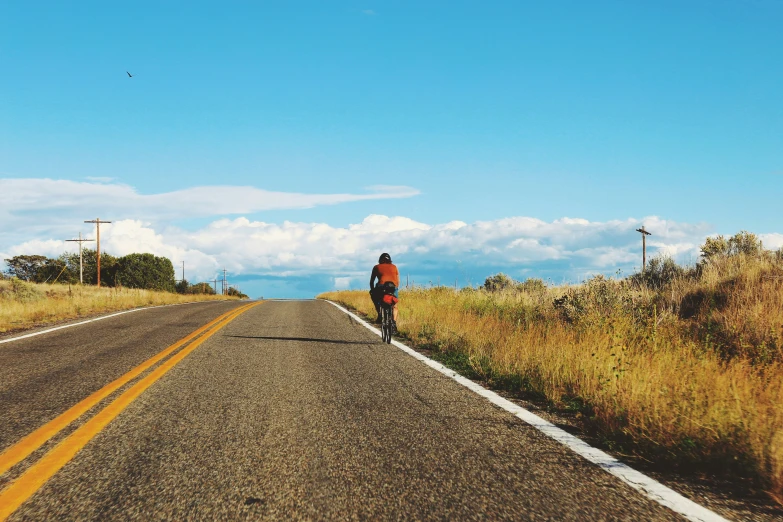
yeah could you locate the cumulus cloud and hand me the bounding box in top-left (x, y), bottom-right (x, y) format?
top-left (760, 233), bottom-right (783, 250)
top-left (1, 214), bottom-right (719, 291)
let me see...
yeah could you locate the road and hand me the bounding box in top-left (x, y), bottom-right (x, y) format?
top-left (0, 299), bottom-right (705, 520)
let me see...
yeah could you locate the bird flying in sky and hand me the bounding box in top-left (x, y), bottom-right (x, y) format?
top-left (126, 71), bottom-right (133, 78)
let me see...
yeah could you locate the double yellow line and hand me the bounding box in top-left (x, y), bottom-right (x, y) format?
top-left (0, 301), bottom-right (259, 520)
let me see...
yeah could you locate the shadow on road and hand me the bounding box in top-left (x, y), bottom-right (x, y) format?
top-left (225, 335), bottom-right (374, 345)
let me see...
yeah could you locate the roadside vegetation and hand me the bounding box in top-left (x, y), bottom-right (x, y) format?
top-left (319, 231), bottom-right (783, 504)
top-left (0, 278), bottom-right (240, 334)
top-left (1, 249), bottom-right (247, 334)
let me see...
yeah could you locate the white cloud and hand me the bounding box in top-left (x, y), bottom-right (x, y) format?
top-left (1, 239), bottom-right (69, 260)
top-left (0, 177), bottom-right (419, 226)
top-left (9, 204), bottom-right (777, 295)
top-left (333, 277), bottom-right (352, 289)
top-left (760, 233), bottom-right (783, 250)
top-left (2, 214), bottom-right (719, 285)
top-left (0, 178), bottom-right (421, 252)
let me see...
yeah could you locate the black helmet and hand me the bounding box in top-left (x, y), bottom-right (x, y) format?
top-left (379, 253), bottom-right (392, 264)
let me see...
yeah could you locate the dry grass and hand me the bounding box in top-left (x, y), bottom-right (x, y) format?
top-left (0, 279), bottom-right (240, 334)
top-left (319, 254), bottom-right (783, 503)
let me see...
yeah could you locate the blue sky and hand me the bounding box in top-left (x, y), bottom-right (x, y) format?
top-left (1, 1), bottom-right (782, 297)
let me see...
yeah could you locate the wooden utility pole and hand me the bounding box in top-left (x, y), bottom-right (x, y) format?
top-left (84, 218), bottom-right (112, 286)
top-left (181, 261), bottom-right (185, 283)
top-left (635, 226), bottom-right (652, 272)
top-left (211, 278), bottom-right (218, 295)
top-left (65, 232), bottom-right (95, 284)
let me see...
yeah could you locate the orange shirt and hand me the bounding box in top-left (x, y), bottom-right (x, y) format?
top-left (371, 263), bottom-right (399, 288)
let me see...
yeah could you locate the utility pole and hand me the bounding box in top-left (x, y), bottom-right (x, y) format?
top-left (222, 268), bottom-right (227, 295)
top-left (211, 278), bottom-right (218, 295)
top-left (181, 261), bottom-right (185, 283)
top-left (84, 218), bottom-right (112, 286)
top-left (65, 232), bottom-right (95, 284)
top-left (635, 226), bottom-right (652, 272)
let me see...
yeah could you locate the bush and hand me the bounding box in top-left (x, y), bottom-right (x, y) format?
top-left (483, 273), bottom-right (516, 292)
top-left (701, 231), bottom-right (763, 261)
top-left (175, 279), bottom-right (190, 294)
top-left (553, 275), bottom-right (629, 325)
top-left (189, 282), bottom-right (216, 295)
top-left (5, 278), bottom-right (44, 302)
top-left (517, 278), bottom-right (547, 294)
top-left (227, 287), bottom-right (249, 299)
top-left (630, 256), bottom-right (687, 289)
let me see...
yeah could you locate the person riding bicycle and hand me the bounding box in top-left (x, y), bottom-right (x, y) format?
top-left (369, 253), bottom-right (399, 332)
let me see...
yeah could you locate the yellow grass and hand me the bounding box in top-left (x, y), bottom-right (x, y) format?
top-left (319, 256), bottom-right (783, 503)
top-left (0, 279), bottom-right (240, 334)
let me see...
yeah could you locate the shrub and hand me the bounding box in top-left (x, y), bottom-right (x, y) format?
top-left (701, 231), bottom-right (763, 262)
top-left (553, 275), bottom-right (629, 325)
top-left (483, 273), bottom-right (516, 292)
top-left (8, 278), bottom-right (44, 302)
top-left (631, 256), bottom-right (687, 289)
top-left (227, 287), bottom-right (249, 299)
top-left (189, 282), bottom-right (216, 295)
top-left (517, 278), bottom-right (547, 294)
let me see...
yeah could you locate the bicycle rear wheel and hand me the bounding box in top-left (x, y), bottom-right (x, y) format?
top-left (381, 307), bottom-right (391, 343)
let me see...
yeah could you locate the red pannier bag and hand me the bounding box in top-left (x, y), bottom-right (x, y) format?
top-left (382, 294), bottom-right (399, 305)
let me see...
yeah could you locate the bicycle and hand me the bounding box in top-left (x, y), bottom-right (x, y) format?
top-left (380, 301), bottom-right (394, 344)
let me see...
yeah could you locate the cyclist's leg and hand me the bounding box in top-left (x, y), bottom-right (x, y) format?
top-left (370, 288), bottom-right (382, 322)
top-left (392, 288), bottom-right (400, 322)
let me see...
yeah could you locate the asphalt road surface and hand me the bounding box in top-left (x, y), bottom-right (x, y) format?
top-left (0, 299), bottom-right (697, 520)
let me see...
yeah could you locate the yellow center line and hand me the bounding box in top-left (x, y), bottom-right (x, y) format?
top-left (0, 302), bottom-right (255, 478)
top-left (0, 301), bottom-right (261, 521)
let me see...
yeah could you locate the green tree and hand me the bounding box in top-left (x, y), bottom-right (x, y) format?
top-left (4, 255), bottom-right (49, 281)
top-left (227, 286), bottom-right (249, 299)
top-left (74, 249), bottom-right (118, 286)
top-left (54, 252), bottom-right (81, 284)
top-left (36, 258), bottom-right (72, 284)
top-left (116, 253), bottom-right (176, 292)
top-left (189, 282), bottom-right (215, 295)
top-left (175, 279), bottom-right (190, 294)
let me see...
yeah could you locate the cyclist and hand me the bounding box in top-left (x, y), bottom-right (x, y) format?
top-left (369, 253), bottom-right (399, 332)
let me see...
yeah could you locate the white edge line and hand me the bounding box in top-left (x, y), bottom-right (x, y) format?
top-left (326, 300), bottom-right (728, 522)
top-left (0, 300), bottom-right (232, 345)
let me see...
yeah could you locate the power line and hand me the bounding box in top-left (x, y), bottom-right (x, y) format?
top-left (83, 218), bottom-right (112, 286)
top-left (64, 232), bottom-right (95, 284)
top-left (635, 226), bottom-right (652, 272)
